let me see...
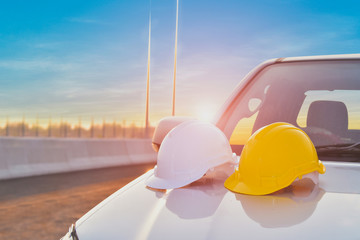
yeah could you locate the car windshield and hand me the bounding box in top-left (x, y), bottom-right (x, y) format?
top-left (221, 60), bottom-right (360, 162)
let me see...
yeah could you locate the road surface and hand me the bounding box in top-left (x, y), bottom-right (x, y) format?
top-left (0, 163), bottom-right (155, 240)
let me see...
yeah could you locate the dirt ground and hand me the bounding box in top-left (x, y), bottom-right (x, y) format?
top-left (0, 163), bottom-right (155, 240)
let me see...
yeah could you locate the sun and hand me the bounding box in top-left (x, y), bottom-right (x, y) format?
top-left (196, 104), bottom-right (215, 122)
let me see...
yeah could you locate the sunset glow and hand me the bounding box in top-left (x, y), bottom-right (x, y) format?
top-left (0, 1), bottom-right (359, 128)
top-left (195, 104), bottom-right (217, 122)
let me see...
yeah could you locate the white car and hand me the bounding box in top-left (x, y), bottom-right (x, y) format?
top-left (62, 54), bottom-right (360, 239)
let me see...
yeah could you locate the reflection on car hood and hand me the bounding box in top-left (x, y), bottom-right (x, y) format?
top-left (75, 162), bottom-right (360, 240)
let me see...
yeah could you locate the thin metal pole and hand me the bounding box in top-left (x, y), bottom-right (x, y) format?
top-left (122, 120), bottom-right (126, 138)
top-left (48, 116), bottom-right (52, 137)
top-left (113, 119), bottom-right (116, 138)
top-left (145, 4), bottom-right (151, 138)
top-left (91, 117), bottom-right (94, 138)
top-left (64, 121), bottom-right (67, 138)
top-left (36, 114), bottom-right (39, 137)
top-left (102, 118), bottom-right (106, 138)
top-left (172, 0), bottom-right (179, 116)
top-left (22, 114), bottom-right (25, 137)
top-left (6, 116), bottom-right (9, 136)
top-left (59, 116), bottom-right (63, 137)
top-left (131, 121), bottom-right (135, 138)
top-left (78, 117), bottom-right (81, 138)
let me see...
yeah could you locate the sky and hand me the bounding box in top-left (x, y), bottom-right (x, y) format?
top-left (0, 0), bottom-right (359, 127)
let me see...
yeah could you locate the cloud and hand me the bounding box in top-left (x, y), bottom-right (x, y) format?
top-left (66, 17), bottom-right (105, 24)
top-left (246, 14), bottom-right (360, 58)
top-left (0, 59), bottom-right (77, 72)
top-left (32, 42), bottom-right (63, 49)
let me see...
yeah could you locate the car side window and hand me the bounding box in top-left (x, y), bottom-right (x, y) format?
top-left (297, 90), bottom-right (360, 146)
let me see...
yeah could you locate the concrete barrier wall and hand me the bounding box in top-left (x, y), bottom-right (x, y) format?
top-left (0, 137), bottom-right (157, 180)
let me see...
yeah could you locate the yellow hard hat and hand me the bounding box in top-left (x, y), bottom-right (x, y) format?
top-left (224, 122), bottom-right (326, 195)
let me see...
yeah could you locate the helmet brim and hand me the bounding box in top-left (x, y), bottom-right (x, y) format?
top-left (318, 160), bottom-right (326, 174)
top-left (225, 163), bottom-right (326, 196)
top-left (224, 173), bottom-right (274, 196)
top-left (145, 170), bottom-right (206, 190)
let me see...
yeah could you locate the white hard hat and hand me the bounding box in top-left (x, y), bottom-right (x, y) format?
top-left (146, 120), bottom-right (235, 189)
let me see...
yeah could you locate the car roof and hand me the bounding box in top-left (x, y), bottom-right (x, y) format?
top-left (278, 53), bottom-right (360, 62)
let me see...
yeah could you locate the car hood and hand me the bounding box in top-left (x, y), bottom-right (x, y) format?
top-left (75, 161), bottom-right (360, 239)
